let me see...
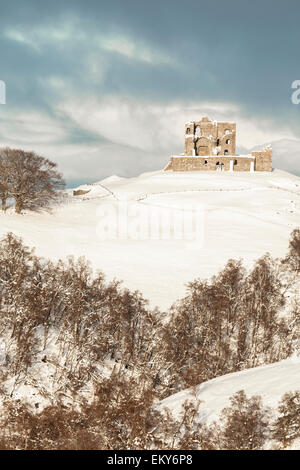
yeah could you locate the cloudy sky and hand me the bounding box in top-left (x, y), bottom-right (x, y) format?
top-left (0, 0), bottom-right (300, 185)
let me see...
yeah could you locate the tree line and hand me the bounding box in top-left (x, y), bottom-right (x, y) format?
top-left (0, 385), bottom-right (298, 450)
top-left (0, 228), bottom-right (298, 449)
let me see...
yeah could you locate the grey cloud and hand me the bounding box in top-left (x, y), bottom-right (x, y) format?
top-left (0, 0), bottom-right (300, 183)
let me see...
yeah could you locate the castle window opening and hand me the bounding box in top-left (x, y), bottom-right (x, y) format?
top-left (226, 139), bottom-right (230, 144)
top-left (224, 149), bottom-right (229, 155)
top-left (234, 159), bottom-right (237, 165)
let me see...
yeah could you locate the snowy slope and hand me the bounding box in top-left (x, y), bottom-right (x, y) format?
top-left (158, 357), bottom-right (300, 425)
top-left (0, 168), bottom-right (299, 309)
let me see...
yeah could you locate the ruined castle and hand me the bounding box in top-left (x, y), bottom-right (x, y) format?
top-left (165, 117), bottom-right (272, 172)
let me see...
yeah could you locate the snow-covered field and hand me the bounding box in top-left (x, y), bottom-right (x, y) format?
top-left (0, 167), bottom-right (299, 449)
top-left (158, 357), bottom-right (300, 423)
top-left (0, 168), bottom-right (299, 309)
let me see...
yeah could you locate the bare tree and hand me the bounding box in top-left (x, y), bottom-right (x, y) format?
top-left (0, 148), bottom-right (13, 211)
top-left (1, 148), bottom-right (65, 213)
top-left (219, 390), bottom-right (270, 450)
top-left (272, 391), bottom-right (300, 448)
top-left (283, 228), bottom-right (300, 273)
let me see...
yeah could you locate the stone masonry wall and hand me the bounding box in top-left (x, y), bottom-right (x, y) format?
top-left (169, 156), bottom-right (254, 172)
top-left (166, 118), bottom-right (273, 172)
top-left (252, 148), bottom-right (273, 172)
top-left (184, 117), bottom-right (236, 157)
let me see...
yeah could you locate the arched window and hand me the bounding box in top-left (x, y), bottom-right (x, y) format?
top-left (204, 159), bottom-right (208, 165)
top-left (234, 159), bottom-right (238, 165)
top-left (226, 139), bottom-right (230, 144)
top-left (224, 149), bottom-right (229, 155)
top-left (186, 127), bottom-right (190, 134)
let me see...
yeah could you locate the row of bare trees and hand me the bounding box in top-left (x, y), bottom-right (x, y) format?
top-left (0, 384), bottom-right (298, 450)
top-left (0, 229), bottom-right (298, 448)
top-left (0, 232), bottom-right (297, 399)
top-left (0, 232), bottom-right (161, 394)
top-left (0, 148), bottom-right (65, 213)
top-left (164, 254), bottom-right (295, 392)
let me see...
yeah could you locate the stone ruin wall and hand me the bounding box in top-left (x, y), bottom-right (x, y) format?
top-left (165, 117), bottom-right (272, 172)
top-left (185, 117), bottom-right (236, 157)
top-left (169, 156), bottom-right (254, 172)
top-left (252, 148), bottom-right (273, 172)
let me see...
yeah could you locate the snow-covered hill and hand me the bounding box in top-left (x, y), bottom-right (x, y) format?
top-left (158, 357), bottom-right (300, 449)
top-left (158, 357), bottom-right (300, 423)
top-left (0, 168), bottom-right (299, 309)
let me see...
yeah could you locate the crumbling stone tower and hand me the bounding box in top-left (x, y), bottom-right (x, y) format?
top-left (184, 117), bottom-right (236, 156)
